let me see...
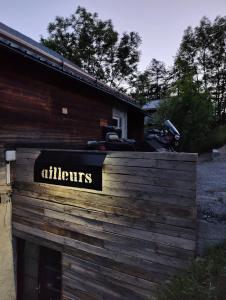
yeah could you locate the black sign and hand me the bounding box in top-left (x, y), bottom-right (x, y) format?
top-left (34, 151), bottom-right (106, 191)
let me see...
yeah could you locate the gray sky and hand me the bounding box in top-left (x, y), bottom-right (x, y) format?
top-left (0, 0), bottom-right (225, 70)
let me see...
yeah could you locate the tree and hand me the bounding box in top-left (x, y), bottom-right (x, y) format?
top-left (147, 59), bottom-right (168, 99)
top-left (41, 6), bottom-right (141, 90)
top-left (174, 16), bottom-right (226, 121)
top-left (130, 70), bottom-right (152, 105)
top-left (156, 75), bottom-right (213, 152)
top-left (131, 59), bottom-right (168, 105)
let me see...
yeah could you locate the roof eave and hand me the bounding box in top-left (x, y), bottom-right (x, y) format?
top-left (0, 22), bottom-right (144, 114)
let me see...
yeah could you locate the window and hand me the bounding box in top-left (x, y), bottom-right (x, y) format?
top-left (113, 116), bottom-right (122, 129)
top-left (112, 108), bottom-right (127, 138)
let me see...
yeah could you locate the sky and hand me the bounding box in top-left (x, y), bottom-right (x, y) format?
top-left (0, 0), bottom-right (225, 71)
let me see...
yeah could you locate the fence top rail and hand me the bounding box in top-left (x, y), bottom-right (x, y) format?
top-left (16, 148), bottom-right (198, 162)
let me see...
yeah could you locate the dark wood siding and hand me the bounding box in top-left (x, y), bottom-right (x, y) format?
top-left (0, 46), bottom-right (144, 148)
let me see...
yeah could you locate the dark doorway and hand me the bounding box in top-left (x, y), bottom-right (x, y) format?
top-left (16, 238), bottom-right (61, 300)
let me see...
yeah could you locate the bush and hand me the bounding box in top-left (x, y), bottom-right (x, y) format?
top-left (199, 124), bottom-right (226, 153)
top-left (156, 76), bottom-right (213, 153)
top-left (157, 242), bottom-right (226, 300)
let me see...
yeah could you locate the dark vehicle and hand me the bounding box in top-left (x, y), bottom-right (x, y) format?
top-left (144, 120), bottom-right (180, 152)
top-left (87, 120), bottom-right (180, 152)
top-left (87, 126), bottom-right (136, 151)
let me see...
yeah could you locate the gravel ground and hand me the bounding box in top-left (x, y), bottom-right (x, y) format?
top-left (197, 147), bottom-right (226, 254)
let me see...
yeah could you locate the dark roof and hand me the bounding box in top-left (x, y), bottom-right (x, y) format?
top-left (0, 22), bottom-right (143, 112)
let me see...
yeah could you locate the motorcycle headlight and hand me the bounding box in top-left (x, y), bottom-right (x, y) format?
top-left (175, 134), bottom-right (180, 141)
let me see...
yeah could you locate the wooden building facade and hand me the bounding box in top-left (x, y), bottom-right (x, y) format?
top-left (0, 22), bottom-right (144, 149)
top-left (0, 22), bottom-right (146, 300)
top-left (0, 22), bottom-right (197, 300)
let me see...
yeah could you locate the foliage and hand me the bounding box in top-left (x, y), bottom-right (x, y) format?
top-left (41, 6), bottom-right (141, 90)
top-left (174, 16), bottom-right (226, 121)
top-left (133, 15), bottom-right (226, 112)
top-left (157, 242), bottom-right (226, 300)
top-left (199, 124), bottom-right (226, 153)
top-left (131, 59), bottom-right (168, 105)
top-left (156, 75), bottom-right (213, 152)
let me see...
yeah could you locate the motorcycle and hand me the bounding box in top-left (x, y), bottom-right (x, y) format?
top-left (87, 120), bottom-right (180, 152)
top-left (143, 120), bottom-right (180, 152)
top-left (87, 126), bottom-right (136, 151)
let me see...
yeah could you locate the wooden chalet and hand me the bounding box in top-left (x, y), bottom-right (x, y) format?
top-left (0, 22), bottom-right (144, 149)
top-left (0, 22), bottom-right (197, 300)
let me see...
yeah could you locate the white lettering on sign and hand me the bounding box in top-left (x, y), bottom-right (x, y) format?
top-left (41, 166), bottom-right (93, 184)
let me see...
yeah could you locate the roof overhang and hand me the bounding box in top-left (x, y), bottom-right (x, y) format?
top-left (0, 22), bottom-right (145, 115)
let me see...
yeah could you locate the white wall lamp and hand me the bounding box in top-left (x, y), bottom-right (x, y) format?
top-left (5, 150), bottom-right (16, 185)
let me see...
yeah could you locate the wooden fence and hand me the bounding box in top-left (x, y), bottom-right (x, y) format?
top-left (12, 148), bottom-right (197, 299)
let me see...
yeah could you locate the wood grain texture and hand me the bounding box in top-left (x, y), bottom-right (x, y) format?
top-left (12, 149), bottom-right (197, 299)
top-left (0, 47), bottom-right (144, 148)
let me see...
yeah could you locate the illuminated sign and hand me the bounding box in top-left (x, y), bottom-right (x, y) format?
top-left (34, 151), bottom-right (106, 191)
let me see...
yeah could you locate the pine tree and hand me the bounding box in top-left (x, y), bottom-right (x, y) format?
top-left (131, 59), bottom-right (168, 105)
top-left (174, 16), bottom-right (226, 121)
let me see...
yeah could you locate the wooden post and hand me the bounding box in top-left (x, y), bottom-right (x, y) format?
top-left (0, 148), bottom-right (16, 300)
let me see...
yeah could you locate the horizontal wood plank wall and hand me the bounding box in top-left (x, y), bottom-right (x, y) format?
top-left (0, 48), bottom-right (113, 147)
top-left (12, 148), bottom-right (197, 300)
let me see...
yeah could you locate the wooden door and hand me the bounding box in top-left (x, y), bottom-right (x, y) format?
top-left (16, 239), bottom-right (61, 300)
top-left (38, 246), bottom-right (61, 300)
